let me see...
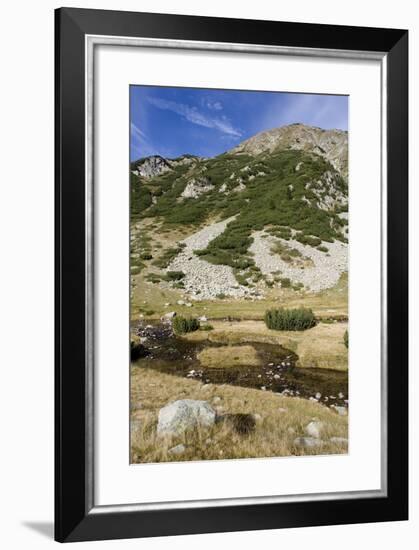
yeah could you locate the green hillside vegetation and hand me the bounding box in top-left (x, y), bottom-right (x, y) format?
top-left (130, 149), bottom-right (347, 284)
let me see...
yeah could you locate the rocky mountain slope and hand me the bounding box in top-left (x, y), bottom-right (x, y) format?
top-left (231, 123), bottom-right (348, 179)
top-left (130, 124), bottom-right (348, 298)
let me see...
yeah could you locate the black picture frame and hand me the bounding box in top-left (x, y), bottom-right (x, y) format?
top-left (55, 7), bottom-right (408, 543)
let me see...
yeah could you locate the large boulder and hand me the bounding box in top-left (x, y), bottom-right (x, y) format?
top-left (157, 400), bottom-right (216, 436)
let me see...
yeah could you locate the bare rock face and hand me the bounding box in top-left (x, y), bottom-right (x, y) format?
top-left (232, 123), bottom-right (348, 180)
top-left (181, 176), bottom-right (214, 199)
top-left (132, 155), bottom-right (172, 178)
top-left (157, 399), bottom-right (216, 436)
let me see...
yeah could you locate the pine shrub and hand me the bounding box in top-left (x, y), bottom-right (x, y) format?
top-left (264, 307), bottom-right (316, 331)
top-left (172, 316), bottom-right (200, 334)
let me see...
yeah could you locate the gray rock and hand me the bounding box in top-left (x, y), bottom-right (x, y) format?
top-left (181, 177), bottom-right (214, 199)
top-left (168, 444), bottom-right (186, 456)
top-left (163, 311), bottom-right (176, 319)
top-left (132, 155), bottom-right (172, 178)
top-left (333, 406), bottom-right (348, 416)
top-left (305, 421), bottom-right (325, 439)
top-left (157, 399), bottom-right (216, 436)
top-left (294, 437), bottom-right (324, 449)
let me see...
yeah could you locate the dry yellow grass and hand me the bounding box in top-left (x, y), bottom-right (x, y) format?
top-left (197, 345), bottom-right (261, 368)
top-left (130, 366), bottom-right (348, 464)
top-left (184, 320), bottom-right (348, 371)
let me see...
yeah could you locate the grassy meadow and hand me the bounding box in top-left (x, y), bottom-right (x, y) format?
top-left (131, 367), bottom-right (348, 463)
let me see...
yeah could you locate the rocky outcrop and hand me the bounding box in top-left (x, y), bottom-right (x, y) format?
top-left (132, 155), bottom-right (172, 178)
top-left (181, 176), bottom-right (214, 199)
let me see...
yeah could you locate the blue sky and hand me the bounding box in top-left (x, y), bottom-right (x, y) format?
top-left (130, 86), bottom-right (348, 161)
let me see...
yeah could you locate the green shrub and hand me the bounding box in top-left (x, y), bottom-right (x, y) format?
top-left (172, 281), bottom-right (185, 289)
top-left (292, 282), bottom-right (304, 291)
top-left (145, 273), bottom-right (161, 284)
top-left (234, 273), bottom-right (249, 286)
top-left (151, 244), bottom-right (186, 268)
top-left (280, 277), bottom-right (291, 288)
top-left (140, 252), bottom-right (153, 260)
top-left (144, 309), bottom-right (155, 316)
top-left (317, 245), bottom-right (328, 253)
top-left (296, 234), bottom-right (322, 247)
top-left (166, 270), bottom-right (185, 281)
top-left (344, 329), bottom-right (349, 348)
top-left (264, 307), bottom-right (316, 331)
top-left (172, 316), bottom-right (200, 334)
top-left (200, 324), bottom-right (214, 331)
top-left (216, 293), bottom-right (226, 299)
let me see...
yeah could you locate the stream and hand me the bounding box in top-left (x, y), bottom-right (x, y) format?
top-left (131, 321), bottom-right (348, 407)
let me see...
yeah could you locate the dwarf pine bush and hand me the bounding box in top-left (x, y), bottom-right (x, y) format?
top-left (172, 316), bottom-right (200, 334)
top-left (264, 307), bottom-right (316, 331)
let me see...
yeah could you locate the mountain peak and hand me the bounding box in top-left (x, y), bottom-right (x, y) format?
top-left (231, 124), bottom-right (348, 179)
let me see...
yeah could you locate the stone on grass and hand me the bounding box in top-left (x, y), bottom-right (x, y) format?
top-left (294, 437), bottom-right (324, 449)
top-left (333, 406), bottom-right (348, 416)
top-left (168, 443), bottom-right (186, 456)
top-left (305, 421), bottom-right (325, 439)
top-left (157, 399), bottom-right (216, 436)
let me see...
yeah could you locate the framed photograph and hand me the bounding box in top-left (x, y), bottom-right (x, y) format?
top-left (55, 7), bottom-right (408, 542)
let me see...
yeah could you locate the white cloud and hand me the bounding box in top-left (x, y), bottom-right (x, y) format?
top-left (130, 122), bottom-right (156, 158)
top-left (204, 99), bottom-right (223, 111)
top-left (147, 97), bottom-right (241, 137)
